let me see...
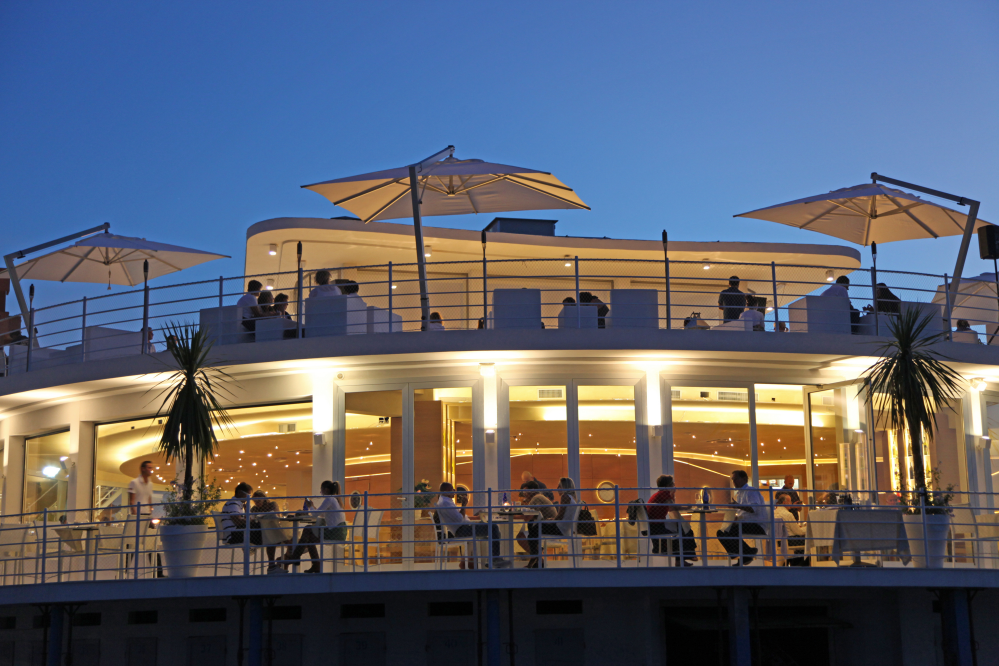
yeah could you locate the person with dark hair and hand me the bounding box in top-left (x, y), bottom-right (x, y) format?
top-left (127, 460), bottom-right (157, 565)
top-left (774, 475), bottom-right (801, 519)
top-left (579, 292), bottom-right (609, 328)
top-left (434, 482), bottom-right (508, 568)
top-left (238, 280), bottom-right (263, 331)
top-left (251, 491), bottom-right (290, 574)
top-left (774, 495), bottom-right (808, 566)
top-left (739, 295), bottom-right (765, 331)
top-left (273, 293), bottom-right (292, 319)
top-left (715, 470), bottom-right (766, 565)
top-left (285, 480), bottom-right (347, 573)
top-left (562, 296), bottom-right (576, 304)
top-left (952, 319), bottom-right (981, 344)
top-left (718, 277), bottom-right (746, 322)
top-left (220, 482), bottom-right (255, 544)
top-left (821, 276), bottom-right (860, 333)
top-left (515, 480), bottom-right (560, 568)
top-left (309, 270), bottom-right (342, 298)
top-left (256, 289), bottom-right (276, 318)
top-left (646, 475), bottom-right (697, 566)
top-left (873, 283), bottom-right (901, 315)
top-left (426, 312), bottom-right (446, 331)
top-left (335, 278), bottom-right (360, 296)
top-left (520, 471), bottom-right (554, 501)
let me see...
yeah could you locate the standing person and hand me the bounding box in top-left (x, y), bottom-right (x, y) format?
top-left (434, 482), bottom-right (507, 567)
top-left (237, 280), bottom-right (263, 331)
top-left (718, 277), bottom-right (747, 322)
top-left (285, 480), bottom-right (348, 573)
top-left (715, 470), bottom-right (767, 566)
top-left (309, 270), bottom-right (342, 298)
top-left (774, 475), bottom-right (802, 519)
top-left (127, 461), bottom-right (157, 572)
top-left (646, 474), bottom-right (697, 566)
top-left (220, 482), bottom-right (257, 545)
top-left (515, 481), bottom-right (560, 568)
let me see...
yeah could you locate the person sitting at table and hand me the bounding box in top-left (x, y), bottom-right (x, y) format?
top-left (520, 471), bottom-right (555, 501)
top-left (774, 495), bottom-right (809, 566)
top-left (251, 490), bottom-right (290, 574)
top-left (952, 319), bottom-right (981, 344)
top-left (579, 292), bottom-right (609, 328)
top-left (821, 276), bottom-right (861, 333)
top-left (739, 296), bottom-right (765, 331)
top-left (284, 480), bottom-right (348, 573)
top-left (256, 290), bottom-right (277, 317)
top-left (715, 470), bottom-right (767, 566)
top-left (220, 482), bottom-right (260, 545)
top-left (424, 312), bottom-right (446, 331)
top-left (515, 480), bottom-right (560, 568)
top-left (434, 482), bottom-right (508, 568)
top-left (774, 475), bottom-right (802, 519)
top-left (238, 280), bottom-right (264, 331)
top-left (646, 474), bottom-right (697, 566)
top-left (309, 270), bottom-right (341, 298)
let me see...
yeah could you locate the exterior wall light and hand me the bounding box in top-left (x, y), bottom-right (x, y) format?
top-left (265, 279), bottom-right (274, 290)
top-left (826, 270), bottom-right (835, 282)
top-left (268, 244), bottom-right (278, 256)
top-left (702, 259), bottom-right (711, 270)
top-left (564, 255), bottom-right (572, 267)
top-left (972, 378), bottom-right (988, 391)
top-left (424, 245), bottom-right (432, 258)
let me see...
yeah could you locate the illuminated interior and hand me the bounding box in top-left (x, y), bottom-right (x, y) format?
top-left (24, 430), bottom-right (71, 516)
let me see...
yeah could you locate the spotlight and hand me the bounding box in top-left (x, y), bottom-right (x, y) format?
top-left (971, 378), bottom-right (988, 391)
top-left (42, 466), bottom-right (60, 478)
top-left (825, 270), bottom-right (834, 282)
top-left (268, 244), bottom-right (277, 256)
top-left (424, 245), bottom-right (432, 258)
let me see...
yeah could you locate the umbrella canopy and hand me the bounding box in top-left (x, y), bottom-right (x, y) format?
top-left (303, 155), bottom-right (589, 223)
top-left (735, 183), bottom-right (993, 246)
top-left (1, 233), bottom-right (229, 288)
top-left (931, 272), bottom-right (999, 328)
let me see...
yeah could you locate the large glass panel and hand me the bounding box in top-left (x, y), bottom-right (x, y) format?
top-left (24, 431), bottom-right (71, 518)
top-left (95, 402), bottom-right (314, 517)
top-left (754, 384), bottom-right (807, 502)
top-left (578, 385), bottom-right (637, 520)
top-left (413, 387), bottom-right (473, 493)
top-left (808, 384), bottom-right (871, 503)
top-left (508, 385), bottom-right (568, 495)
top-left (670, 387), bottom-right (752, 506)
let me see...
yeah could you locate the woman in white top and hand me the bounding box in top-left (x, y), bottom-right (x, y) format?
top-left (774, 495), bottom-right (808, 566)
top-left (284, 480), bottom-right (347, 573)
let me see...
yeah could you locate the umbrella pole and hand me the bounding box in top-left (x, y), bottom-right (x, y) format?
top-left (409, 165), bottom-right (431, 330)
top-left (662, 231), bottom-right (670, 330)
top-left (991, 256), bottom-right (999, 346)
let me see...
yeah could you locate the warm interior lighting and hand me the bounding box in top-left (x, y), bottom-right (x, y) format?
top-left (42, 466), bottom-right (60, 478)
top-left (702, 259), bottom-right (711, 270)
top-left (268, 244), bottom-right (277, 256)
top-left (424, 245), bottom-right (432, 258)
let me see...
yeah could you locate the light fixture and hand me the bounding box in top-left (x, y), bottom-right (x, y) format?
top-left (42, 466), bottom-right (60, 478)
top-left (702, 259), bottom-right (711, 270)
top-left (971, 378), bottom-right (988, 391)
top-left (424, 245), bottom-right (432, 258)
top-left (564, 255), bottom-right (572, 267)
top-left (59, 456), bottom-right (69, 461)
top-left (268, 244), bottom-right (277, 256)
top-left (825, 270), bottom-right (835, 282)
top-left (265, 279), bottom-right (274, 290)
top-left (391, 284), bottom-right (397, 290)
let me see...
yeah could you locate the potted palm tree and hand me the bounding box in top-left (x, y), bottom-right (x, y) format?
top-left (151, 323), bottom-right (236, 577)
top-left (862, 308), bottom-right (964, 568)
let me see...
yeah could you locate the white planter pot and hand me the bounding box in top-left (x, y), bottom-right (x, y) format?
top-left (159, 524), bottom-right (209, 578)
top-left (903, 513), bottom-right (950, 569)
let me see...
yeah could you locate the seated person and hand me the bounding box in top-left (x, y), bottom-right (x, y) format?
top-left (873, 283), bottom-right (901, 315)
top-left (144, 327), bottom-right (157, 352)
top-left (739, 296), bottom-right (765, 331)
top-left (238, 280), bottom-right (263, 331)
top-left (256, 290), bottom-right (276, 317)
top-left (718, 276), bottom-right (746, 323)
top-left (774, 495), bottom-right (808, 566)
top-left (309, 270), bottom-right (342, 298)
top-left (434, 482), bottom-right (507, 568)
top-left (424, 312), bottom-right (446, 331)
top-left (646, 474), bottom-right (697, 566)
top-left (515, 480), bottom-right (560, 568)
top-left (250, 490), bottom-right (290, 574)
top-left (520, 471), bottom-right (554, 501)
top-left (774, 475), bottom-right (801, 519)
top-left (715, 470), bottom-right (766, 566)
top-left (820, 276), bottom-right (860, 333)
top-left (220, 482), bottom-right (260, 545)
top-left (284, 480), bottom-right (349, 573)
top-left (273, 293), bottom-right (292, 319)
top-left (562, 296), bottom-right (576, 305)
top-left (579, 292), bottom-right (609, 328)
top-left (336, 279), bottom-right (361, 297)
top-left (952, 319), bottom-right (981, 344)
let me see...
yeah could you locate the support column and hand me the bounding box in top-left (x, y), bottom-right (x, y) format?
top-left (311, 371), bottom-right (337, 496)
top-left (46, 605), bottom-right (63, 666)
top-left (728, 589), bottom-right (751, 666)
top-left (3, 435), bottom-right (25, 517)
top-left (486, 589), bottom-right (501, 666)
top-left (477, 364), bottom-right (502, 497)
top-left (939, 589), bottom-right (973, 666)
top-left (247, 598), bottom-right (263, 666)
top-left (67, 421), bottom-right (95, 517)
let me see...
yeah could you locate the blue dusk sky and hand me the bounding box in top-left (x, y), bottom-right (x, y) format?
top-left (1, 1), bottom-right (997, 310)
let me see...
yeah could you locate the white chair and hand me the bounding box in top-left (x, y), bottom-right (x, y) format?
top-left (303, 297), bottom-right (348, 337)
top-left (317, 520), bottom-right (354, 573)
top-left (492, 289), bottom-right (542, 329)
top-left (788, 296), bottom-right (852, 334)
top-left (367, 305), bottom-right (403, 333)
top-left (633, 506), bottom-right (686, 567)
top-left (200, 306), bottom-right (253, 345)
top-left (211, 512), bottom-right (260, 575)
top-left (353, 509), bottom-right (385, 567)
top-left (557, 304), bottom-right (598, 329)
top-left (432, 511), bottom-right (474, 570)
top-left (255, 317), bottom-right (297, 342)
top-left (540, 501), bottom-right (582, 568)
top-left (345, 295), bottom-right (369, 334)
top-left (83, 326), bottom-right (143, 360)
top-left (0, 524), bottom-right (30, 585)
top-left (609, 289), bottom-right (659, 328)
top-left (95, 523), bottom-right (127, 580)
top-left (713, 319), bottom-right (752, 332)
top-left (951, 330), bottom-right (980, 343)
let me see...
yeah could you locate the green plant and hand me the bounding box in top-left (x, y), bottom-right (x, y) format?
top-left (897, 470), bottom-right (954, 515)
top-left (862, 308), bottom-right (965, 492)
top-left (150, 323), bottom-right (237, 502)
top-left (161, 478), bottom-right (224, 525)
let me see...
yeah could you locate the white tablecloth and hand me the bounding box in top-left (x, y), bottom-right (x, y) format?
top-left (806, 508), bottom-right (910, 564)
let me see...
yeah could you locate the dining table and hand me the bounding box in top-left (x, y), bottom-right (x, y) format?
top-left (55, 525), bottom-right (101, 581)
top-left (493, 507), bottom-right (538, 560)
top-left (806, 507), bottom-right (910, 566)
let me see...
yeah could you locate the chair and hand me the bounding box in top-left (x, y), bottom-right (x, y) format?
top-left (540, 501), bottom-right (582, 568)
top-left (316, 519), bottom-right (354, 573)
top-left (303, 297), bottom-right (348, 337)
top-left (0, 524), bottom-right (30, 585)
top-left (492, 289), bottom-right (542, 329)
top-left (633, 505), bottom-right (686, 567)
top-left (432, 511), bottom-right (474, 570)
top-left (557, 304), bottom-right (598, 329)
top-left (211, 512), bottom-right (260, 575)
top-left (609, 289), bottom-right (659, 328)
top-left (951, 330), bottom-right (980, 343)
top-left (200, 306), bottom-right (253, 346)
top-left (95, 523), bottom-right (127, 580)
top-left (83, 326), bottom-right (144, 360)
top-left (352, 509), bottom-right (386, 567)
top-left (713, 319), bottom-right (752, 332)
top-left (255, 317), bottom-right (297, 342)
top-left (788, 296), bottom-right (852, 334)
top-left (948, 507), bottom-right (980, 567)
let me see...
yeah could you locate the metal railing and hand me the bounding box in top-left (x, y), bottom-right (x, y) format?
top-left (0, 485), bottom-right (995, 586)
top-left (2, 257), bottom-right (995, 375)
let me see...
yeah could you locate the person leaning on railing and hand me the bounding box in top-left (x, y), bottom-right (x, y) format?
top-left (715, 470), bottom-right (766, 566)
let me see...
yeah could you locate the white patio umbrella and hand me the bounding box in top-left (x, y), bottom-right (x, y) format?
top-left (735, 183), bottom-right (992, 247)
top-left (303, 146), bottom-right (588, 325)
top-left (931, 272), bottom-right (999, 334)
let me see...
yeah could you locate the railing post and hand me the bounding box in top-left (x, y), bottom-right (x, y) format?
top-left (943, 274), bottom-right (954, 342)
top-left (80, 297), bottom-right (87, 360)
top-left (25, 307), bottom-right (34, 372)
top-left (388, 261), bottom-right (393, 330)
top-left (362, 492), bottom-right (369, 574)
top-left (487, 490), bottom-right (493, 570)
top-left (482, 255), bottom-right (488, 328)
top-left (871, 266), bottom-right (880, 336)
top-left (769, 488), bottom-right (776, 567)
top-left (770, 262), bottom-right (780, 332)
top-left (614, 485), bottom-right (622, 568)
top-left (920, 488), bottom-right (930, 569)
top-left (133, 504), bottom-right (141, 579)
top-left (665, 256), bottom-right (671, 330)
top-left (243, 499), bottom-right (251, 576)
top-left (297, 265), bottom-right (304, 339)
top-left (141, 281), bottom-right (150, 354)
top-left (218, 276), bottom-right (224, 308)
top-left (40, 509), bottom-right (48, 584)
top-left (575, 257), bottom-right (581, 329)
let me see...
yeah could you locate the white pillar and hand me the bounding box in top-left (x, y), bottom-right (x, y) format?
top-left (477, 363), bottom-right (502, 498)
top-left (2, 436), bottom-right (25, 518)
top-left (66, 420), bottom-right (95, 517)
top-left (311, 370), bottom-right (337, 497)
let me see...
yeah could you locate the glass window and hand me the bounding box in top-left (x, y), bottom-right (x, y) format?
top-left (95, 402), bottom-right (314, 518)
top-left (413, 387), bottom-right (473, 492)
top-left (754, 384), bottom-right (806, 500)
top-left (509, 385), bottom-right (567, 497)
top-left (24, 431), bottom-right (71, 518)
top-left (670, 387), bottom-right (752, 506)
top-left (578, 385), bottom-right (636, 520)
top-left (809, 384), bottom-right (871, 502)
top-left (344, 390), bottom-right (401, 510)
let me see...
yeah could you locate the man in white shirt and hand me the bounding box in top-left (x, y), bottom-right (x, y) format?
top-left (739, 296), bottom-right (765, 331)
top-left (821, 275), bottom-right (850, 298)
top-left (308, 270), bottom-right (342, 299)
top-left (435, 482), bottom-right (508, 567)
top-left (715, 470), bottom-right (767, 565)
top-left (127, 461), bottom-right (157, 571)
top-left (221, 482), bottom-right (255, 544)
top-left (774, 495), bottom-right (808, 566)
top-left (237, 280), bottom-right (264, 331)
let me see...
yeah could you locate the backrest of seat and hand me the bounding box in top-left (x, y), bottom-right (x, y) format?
top-left (210, 512), bottom-right (228, 541)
